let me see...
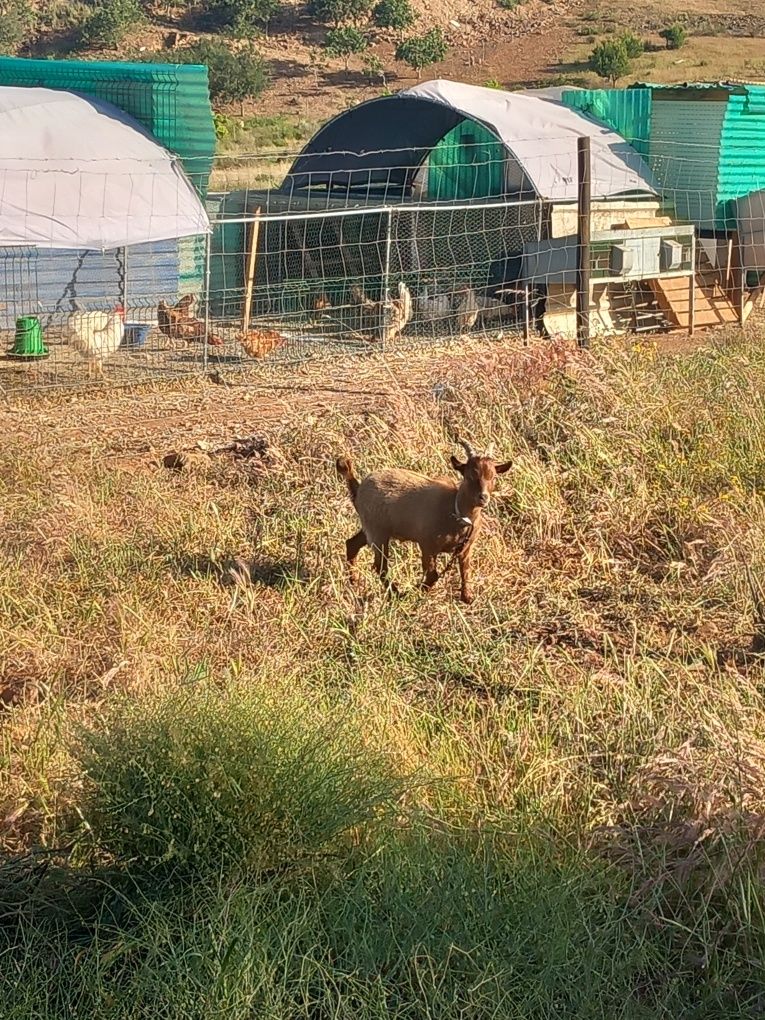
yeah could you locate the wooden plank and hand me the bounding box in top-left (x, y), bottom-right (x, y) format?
top-left (649, 275), bottom-right (738, 329)
top-left (241, 207), bottom-right (262, 333)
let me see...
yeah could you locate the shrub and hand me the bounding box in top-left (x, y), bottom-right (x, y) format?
top-left (80, 0), bottom-right (143, 47)
top-left (395, 27), bottom-right (448, 79)
top-left (361, 51), bottom-right (386, 84)
top-left (324, 25), bottom-right (369, 70)
top-left (660, 23), bottom-right (687, 50)
top-left (0, 0), bottom-right (35, 54)
top-left (211, 0), bottom-right (282, 36)
top-left (77, 685), bottom-right (405, 881)
top-left (589, 38), bottom-right (632, 85)
top-left (497, 0), bottom-right (522, 8)
top-left (181, 38), bottom-right (270, 105)
top-left (372, 0), bottom-right (416, 31)
top-left (308, 0), bottom-right (374, 27)
top-left (619, 30), bottom-right (644, 59)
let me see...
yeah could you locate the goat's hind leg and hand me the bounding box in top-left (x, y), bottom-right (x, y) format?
top-left (345, 529), bottom-right (367, 585)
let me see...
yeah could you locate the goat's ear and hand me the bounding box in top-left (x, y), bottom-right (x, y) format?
top-left (450, 455), bottom-right (466, 474)
top-left (494, 460), bottom-right (512, 474)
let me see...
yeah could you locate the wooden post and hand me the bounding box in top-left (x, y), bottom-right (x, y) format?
top-left (576, 136), bottom-right (592, 349)
top-left (523, 283), bottom-right (531, 343)
top-left (241, 206), bottom-right (262, 333)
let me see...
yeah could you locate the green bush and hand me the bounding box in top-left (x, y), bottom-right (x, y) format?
top-left (179, 39), bottom-right (270, 105)
top-left (660, 23), bottom-right (687, 49)
top-left (308, 0), bottom-right (374, 27)
top-left (589, 38), bottom-right (632, 85)
top-left (395, 27), bottom-right (448, 78)
top-left (361, 51), bottom-right (386, 84)
top-left (80, 0), bottom-right (143, 47)
top-left (372, 0), bottom-right (416, 31)
top-left (0, 0), bottom-right (35, 54)
top-left (619, 30), bottom-right (644, 59)
top-left (77, 685), bottom-right (405, 880)
top-left (324, 25), bottom-right (369, 69)
top-left (210, 0), bottom-right (281, 35)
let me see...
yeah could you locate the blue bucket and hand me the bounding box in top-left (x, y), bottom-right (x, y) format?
top-left (122, 322), bottom-right (150, 350)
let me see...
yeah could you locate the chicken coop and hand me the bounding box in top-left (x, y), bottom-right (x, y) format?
top-left (0, 58), bottom-right (215, 391)
top-left (207, 80), bottom-right (682, 348)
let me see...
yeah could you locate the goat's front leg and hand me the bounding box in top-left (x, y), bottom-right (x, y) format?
top-left (373, 541), bottom-right (399, 596)
top-left (421, 548), bottom-right (439, 592)
top-left (458, 548), bottom-right (473, 605)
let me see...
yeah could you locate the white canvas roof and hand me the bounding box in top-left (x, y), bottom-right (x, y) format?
top-left (0, 86), bottom-right (210, 251)
top-left (403, 80), bottom-right (656, 201)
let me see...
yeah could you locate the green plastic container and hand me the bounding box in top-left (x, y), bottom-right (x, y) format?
top-left (10, 316), bottom-right (48, 359)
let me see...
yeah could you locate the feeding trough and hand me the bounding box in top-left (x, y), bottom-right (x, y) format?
top-left (8, 316), bottom-right (48, 359)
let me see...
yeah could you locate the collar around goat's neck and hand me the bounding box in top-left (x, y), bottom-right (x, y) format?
top-left (454, 490), bottom-right (474, 528)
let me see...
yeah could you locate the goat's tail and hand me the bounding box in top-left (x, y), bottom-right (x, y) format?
top-left (335, 456), bottom-right (359, 504)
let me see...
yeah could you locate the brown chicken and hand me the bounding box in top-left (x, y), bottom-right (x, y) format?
top-left (237, 328), bottom-right (287, 359)
top-left (157, 296), bottom-right (223, 346)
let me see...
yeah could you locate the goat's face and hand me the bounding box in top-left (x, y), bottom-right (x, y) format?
top-left (450, 454), bottom-right (512, 509)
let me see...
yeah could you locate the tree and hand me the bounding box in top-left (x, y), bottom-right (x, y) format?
top-left (660, 23), bottom-right (687, 50)
top-left (589, 39), bottom-right (631, 86)
top-left (0, 0), bottom-right (34, 54)
top-left (182, 39), bottom-right (271, 108)
top-left (81, 0), bottom-right (144, 47)
top-left (372, 0), bottom-right (416, 31)
top-left (212, 0), bottom-right (282, 36)
top-left (619, 30), bottom-right (644, 59)
top-left (308, 0), bottom-right (374, 27)
top-left (324, 26), bottom-right (369, 71)
top-left (395, 27), bottom-right (448, 79)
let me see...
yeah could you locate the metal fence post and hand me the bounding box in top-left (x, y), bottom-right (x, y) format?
top-left (203, 231), bottom-right (212, 375)
top-left (576, 136), bottom-right (592, 349)
top-left (381, 206), bottom-right (393, 353)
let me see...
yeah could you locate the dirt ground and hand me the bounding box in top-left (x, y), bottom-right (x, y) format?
top-left (0, 328), bottom-right (721, 471)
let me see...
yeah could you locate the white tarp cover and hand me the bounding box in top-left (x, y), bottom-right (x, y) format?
top-left (0, 86), bottom-right (210, 250)
top-left (403, 80), bottom-right (657, 201)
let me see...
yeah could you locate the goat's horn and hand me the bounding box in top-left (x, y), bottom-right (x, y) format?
top-left (458, 439), bottom-right (476, 459)
top-left (484, 442), bottom-right (495, 459)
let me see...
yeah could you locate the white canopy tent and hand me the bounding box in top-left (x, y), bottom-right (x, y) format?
top-left (0, 86), bottom-right (210, 251)
top-left (404, 80), bottom-right (657, 201)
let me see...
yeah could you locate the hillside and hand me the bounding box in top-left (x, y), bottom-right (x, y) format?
top-left (4, 0), bottom-right (762, 154)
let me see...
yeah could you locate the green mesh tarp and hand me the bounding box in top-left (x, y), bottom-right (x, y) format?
top-left (0, 56), bottom-right (216, 196)
top-left (427, 118), bottom-right (506, 200)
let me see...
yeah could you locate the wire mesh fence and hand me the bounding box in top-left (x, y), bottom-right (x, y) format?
top-left (2, 135), bottom-right (765, 395)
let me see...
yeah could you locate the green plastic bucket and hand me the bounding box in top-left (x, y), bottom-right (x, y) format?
top-left (10, 316), bottom-right (48, 359)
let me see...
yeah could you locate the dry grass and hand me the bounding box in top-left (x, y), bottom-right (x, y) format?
top-left (3, 328), bottom-right (765, 1016)
top-left (568, 0), bottom-right (765, 87)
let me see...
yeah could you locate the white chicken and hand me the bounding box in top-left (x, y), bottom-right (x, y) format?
top-left (63, 304), bottom-right (125, 379)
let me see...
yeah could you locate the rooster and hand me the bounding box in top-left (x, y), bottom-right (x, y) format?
top-left (63, 304), bottom-right (125, 379)
top-left (157, 295), bottom-right (223, 347)
top-left (237, 328), bottom-right (286, 359)
top-left (349, 281), bottom-right (412, 343)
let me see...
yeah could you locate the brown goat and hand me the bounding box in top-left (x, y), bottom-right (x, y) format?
top-left (336, 441), bottom-right (511, 604)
